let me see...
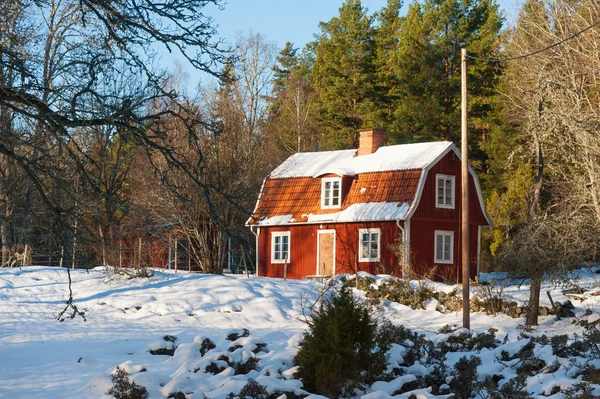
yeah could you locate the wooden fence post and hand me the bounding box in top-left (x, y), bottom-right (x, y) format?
top-left (174, 237), bottom-right (178, 274)
top-left (138, 237), bottom-right (142, 269)
top-left (240, 246), bottom-right (250, 278)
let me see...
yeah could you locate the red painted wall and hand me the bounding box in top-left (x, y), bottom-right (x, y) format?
top-left (257, 221), bottom-right (404, 279)
top-left (409, 151), bottom-right (489, 282)
top-left (408, 221), bottom-right (480, 282)
top-left (255, 150), bottom-right (490, 282)
top-left (412, 151), bottom-right (488, 224)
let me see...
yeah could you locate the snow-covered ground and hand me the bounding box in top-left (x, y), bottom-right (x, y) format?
top-left (1, 266), bottom-right (600, 398)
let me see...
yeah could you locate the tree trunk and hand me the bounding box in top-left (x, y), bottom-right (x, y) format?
top-left (98, 222), bottom-right (106, 266)
top-left (1, 219), bottom-right (9, 266)
top-left (531, 131), bottom-right (543, 217)
top-left (527, 275), bottom-right (542, 326)
top-left (585, 156), bottom-right (600, 225)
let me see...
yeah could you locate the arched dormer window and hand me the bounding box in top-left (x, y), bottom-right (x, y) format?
top-left (321, 177), bottom-right (342, 209)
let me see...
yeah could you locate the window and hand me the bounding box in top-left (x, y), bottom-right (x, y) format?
top-left (321, 177), bottom-right (342, 209)
top-left (359, 228), bottom-right (380, 262)
top-left (436, 174), bottom-right (455, 209)
top-left (271, 232), bottom-right (290, 263)
top-left (434, 230), bottom-right (454, 264)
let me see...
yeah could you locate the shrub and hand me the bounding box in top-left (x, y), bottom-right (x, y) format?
top-left (114, 267), bottom-right (154, 279)
top-left (106, 367), bottom-right (149, 399)
top-left (376, 321), bottom-right (427, 352)
top-left (424, 363), bottom-right (448, 395)
top-left (294, 281), bottom-right (386, 398)
top-left (478, 375), bottom-right (531, 399)
top-left (449, 356), bottom-right (481, 399)
top-left (564, 382), bottom-right (598, 399)
top-left (235, 356), bottom-right (259, 375)
top-left (231, 380), bottom-right (269, 399)
top-left (163, 335), bottom-right (177, 343)
top-left (583, 324), bottom-right (600, 358)
top-left (365, 279), bottom-right (434, 309)
top-left (200, 338), bottom-right (216, 356)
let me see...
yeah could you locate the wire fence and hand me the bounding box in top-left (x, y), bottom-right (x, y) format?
top-left (2, 243), bottom-right (255, 274)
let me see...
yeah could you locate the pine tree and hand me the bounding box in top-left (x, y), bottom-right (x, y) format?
top-left (391, 0), bottom-right (503, 169)
top-left (272, 42), bottom-right (299, 101)
top-left (309, 0), bottom-right (378, 149)
top-left (267, 43), bottom-right (319, 153)
top-left (372, 0), bottom-right (403, 129)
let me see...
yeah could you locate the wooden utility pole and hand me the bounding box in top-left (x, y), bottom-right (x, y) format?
top-left (461, 48), bottom-right (470, 330)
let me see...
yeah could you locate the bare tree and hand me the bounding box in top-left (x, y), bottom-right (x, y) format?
top-left (492, 0), bottom-right (600, 325)
top-left (124, 34), bottom-right (281, 274)
top-left (0, 0), bottom-right (229, 225)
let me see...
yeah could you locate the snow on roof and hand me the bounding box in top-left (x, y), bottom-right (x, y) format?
top-left (306, 202), bottom-right (410, 223)
top-left (255, 202), bottom-right (410, 226)
top-left (269, 141), bottom-right (453, 178)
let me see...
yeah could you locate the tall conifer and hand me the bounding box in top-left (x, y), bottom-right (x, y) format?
top-left (391, 0), bottom-right (503, 169)
top-left (310, 0), bottom-right (378, 149)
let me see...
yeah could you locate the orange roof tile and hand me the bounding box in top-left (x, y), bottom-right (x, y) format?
top-left (249, 169), bottom-right (422, 225)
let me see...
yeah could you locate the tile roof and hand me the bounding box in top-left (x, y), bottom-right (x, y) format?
top-left (249, 170), bottom-right (423, 225)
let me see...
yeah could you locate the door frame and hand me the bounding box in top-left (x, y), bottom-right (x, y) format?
top-left (316, 229), bottom-right (336, 276)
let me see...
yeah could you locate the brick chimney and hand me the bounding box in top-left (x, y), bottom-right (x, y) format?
top-left (356, 129), bottom-right (386, 156)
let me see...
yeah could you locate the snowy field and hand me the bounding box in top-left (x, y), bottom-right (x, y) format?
top-left (1, 266), bottom-right (600, 398)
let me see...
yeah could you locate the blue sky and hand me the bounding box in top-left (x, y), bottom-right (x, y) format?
top-left (209, 0), bottom-right (392, 48)
top-left (171, 0), bottom-right (520, 88)
top-left (209, 0), bottom-right (519, 49)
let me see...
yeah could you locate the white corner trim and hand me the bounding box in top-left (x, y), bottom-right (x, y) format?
top-left (405, 143), bottom-right (453, 219)
top-left (245, 175), bottom-right (269, 226)
top-left (405, 219), bottom-right (411, 271)
top-left (477, 225), bottom-right (482, 277)
top-left (405, 143), bottom-right (492, 226)
top-left (405, 169), bottom-right (429, 219)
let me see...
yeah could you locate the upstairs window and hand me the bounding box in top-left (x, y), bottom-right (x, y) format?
top-left (271, 232), bottom-right (290, 263)
top-left (434, 230), bottom-right (453, 264)
top-left (359, 228), bottom-right (380, 262)
top-left (321, 177), bottom-right (342, 209)
top-left (436, 174), bottom-right (455, 209)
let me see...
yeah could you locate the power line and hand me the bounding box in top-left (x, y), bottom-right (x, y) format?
top-left (466, 18), bottom-right (600, 62)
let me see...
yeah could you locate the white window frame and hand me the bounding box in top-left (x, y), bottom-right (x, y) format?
top-left (321, 177), bottom-right (342, 209)
top-left (358, 228), bottom-right (381, 262)
top-left (271, 231), bottom-right (291, 264)
top-left (436, 174), bottom-right (455, 209)
top-left (434, 230), bottom-right (454, 264)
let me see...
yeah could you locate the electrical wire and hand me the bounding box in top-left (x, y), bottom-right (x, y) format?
top-left (466, 18), bottom-right (600, 62)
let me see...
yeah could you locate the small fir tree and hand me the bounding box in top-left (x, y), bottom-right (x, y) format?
top-left (295, 281), bottom-right (386, 398)
top-left (106, 367), bottom-right (148, 399)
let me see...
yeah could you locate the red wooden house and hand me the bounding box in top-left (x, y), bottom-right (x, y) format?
top-left (247, 130), bottom-right (491, 282)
